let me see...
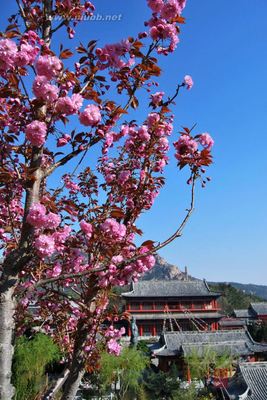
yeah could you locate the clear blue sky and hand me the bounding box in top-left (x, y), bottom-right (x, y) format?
top-left (3, 1), bottom-right (267, 284)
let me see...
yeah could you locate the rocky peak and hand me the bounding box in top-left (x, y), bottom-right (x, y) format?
top-left (142, 254), bottom-right (192, 281)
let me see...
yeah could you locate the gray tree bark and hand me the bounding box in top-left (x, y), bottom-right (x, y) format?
top-left (0, 286), bottom-right (16, 400)
top-left (0, 1), bottom-right (52, 398)
top-left (60, 322), bottom-right (88, 400)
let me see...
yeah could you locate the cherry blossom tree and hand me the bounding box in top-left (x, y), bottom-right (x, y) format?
top-left (0, 1), bottom-right (214, 399)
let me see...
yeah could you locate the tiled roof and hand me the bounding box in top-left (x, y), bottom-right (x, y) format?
top-left (233, 309), bottom-right (253, 318)
top-left (250, 303), bottom-right (267, 316)
top-left (219, 318), bottom-right (246, 327)
top-left (122, 280), bottom-right (220, 298)
top-left (131, 312), bottom-right (221, 320)
top-left (154, 330), bottom-right (267, 357)
top-left (240, 362), bottom-right (267, 400)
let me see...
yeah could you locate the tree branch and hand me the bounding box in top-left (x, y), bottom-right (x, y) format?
top-left (31, 173), bottom-right (197, 288)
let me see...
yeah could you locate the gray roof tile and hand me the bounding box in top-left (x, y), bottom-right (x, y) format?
top-left (154, 330), bottom-right (267, 357)
top-left (233, 309), bottom-right (253, 318)
top-left (250, 303), bottom-right (267, 316)
top-left (122, 280), bottom-right (220, 298)
top-left (240, 362), bottom-right (267, 400)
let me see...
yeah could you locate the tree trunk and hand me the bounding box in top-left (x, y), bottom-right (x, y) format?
top-left (60, 323), bottom-right (87, 400)
top-left (0, 285), bottom-right (16, 400)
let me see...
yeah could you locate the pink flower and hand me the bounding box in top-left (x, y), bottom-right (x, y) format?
top-left (51, 263), bottom-right (62, 277)
top-left (147, 112), bottom-right (160, 128)
top-left (138, 126), bottom-right (151, 141)
top-left (16, 43), bottom-right (39, 66)
top-left (36, 55), bottom-right (62, 80)
top-left (44, 212), bottom-right (61, 229)
top-left (26, 202), bottom-right (47, 228)
top-left (198, 133), bottom-right (214, 150)
top-left (174, 134), bottom-right (198, 157)
top-left (100, 218), bottom-right (126, 241)
top-left (63, 175), bottom-right (80, 193)
top-left (118, 170), bottom-right (131, 185)
top-left (160, 0), bottom-right (183, 19)
top-left (107, 339), bottom-right (122, 356)
top-left (52, 225), bottom-right (71, 251)
top-left (35, 234), bottom-right (55, 258)
top-left (33, 75), bottom-right (59, 102)
top-left (80, 220), bottom-right (93, 239)
top-left (183, 75), bottom-right (193, 90)
top-left (25, 120), bottom-right (47, 147)
top-left (57, 134), bottom-right (71, 147)
top-left (0, 38), bottom-right (17, 72)
top-left (79, 104), bottom-right (101, 126)
top-left (147, 0), bottom-right (164, 13)
top-left (55, 93), bottom-right (83, 115)
top-left (151, 91), bottom-right (164, 106)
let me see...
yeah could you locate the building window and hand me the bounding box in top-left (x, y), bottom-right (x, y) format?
top-left (129, 303), bottom-right (140, 310)
top-left (143, 302), bottom-right (153, 310)
top-left (155, 302), bottom-right (165, 310)
top-left (143, 325), bottom-right (152, 336)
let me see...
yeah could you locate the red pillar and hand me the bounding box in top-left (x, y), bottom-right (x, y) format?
top-left (187, 365), bottom-right (191, 383)
top-left (140, 325), bottom-right (143, 336)
top-left (152, 325), bottom-right (156, 336)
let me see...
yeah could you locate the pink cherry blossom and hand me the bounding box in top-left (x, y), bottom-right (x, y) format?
top-left (51, 263), bottom-right (62, 277)
top-left (80, 220), bottom-right (93, 239)
top-left (26, 202), bottom-right (47, 228)
top-left (174, 134), bottom-right (198, 160)
top-left (33, 75), bottom-right (59, 102)
top-left (57, 134), bottom-right (71, 147)
top-left (44, 212), bottom-right (61, 229)
top-left (184, 74), bottom-right (193, 90)
top-left (100, 218), bottom-right (126, 241)
top-left (199, 133), bottom-right (214, 150)
top-left (79, 104), bottom-right (101, 126)
top-left (36, 55), bottom-right (62, 79)
top-left (107, 338), bottom-right (122, 356)
top-left (35, 234), bottom-right (55, 258)
top-left (147, 0), bottom-right (164, 13)
top-left (0, 38), bottom-right (17, 72)
top-left (16, 43), bottom-right (39, 66)
top-left (25, 120), bottom-right (47, 147)
top-left (151, 91), bottom-right (164, 106)
top-left (55, 93), bottom-right (83, 115)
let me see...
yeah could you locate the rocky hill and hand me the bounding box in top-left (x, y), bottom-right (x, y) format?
top-left (142, 255), bottom-right (192, 281)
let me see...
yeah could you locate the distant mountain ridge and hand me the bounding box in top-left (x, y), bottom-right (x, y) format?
top-left (226, 282), bottom-right (267, 301)
top-left (142, 255), bottom-right (267, 302)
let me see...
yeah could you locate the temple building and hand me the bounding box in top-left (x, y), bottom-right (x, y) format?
top-left (233, 303), bottom-right (267, 325)
top-left (222, 362), bottom-right (267, 400)
top-left (121, 280), bottom-right (222, 337)
top-left (151, 330), bottom-right (267, 377)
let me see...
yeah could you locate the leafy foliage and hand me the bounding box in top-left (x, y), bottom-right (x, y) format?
top-left (99, 347), bottom-right (149, 399)
top-left (209, 283), bottom-right (262, 315)
top-left (12, 334), bottom-right (61, 400)
top-left (248, 321), bottom-right (267, 342)
top-left (185, 348), bottom-right (233, 380)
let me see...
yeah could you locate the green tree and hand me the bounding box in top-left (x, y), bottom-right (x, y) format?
top-left (99, 347), bottom-right (149, 399)
top-left (12, 333), bottom-right (61, 400)
top-left (185, 348), bottom-right (233, 380)
top-left (143, 364), bottom-right (181, 399)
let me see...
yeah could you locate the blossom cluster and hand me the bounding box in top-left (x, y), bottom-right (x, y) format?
top-left (174, 132), bottom-right (214, 168)
top-left (26, 202), bottom-right (70, 258)
top-left (105, 325), bottom-right (125, 356)
top-left (0, 36), bottom-right (39, 74)
top-left (146, 0), bottom-right (187, 54)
